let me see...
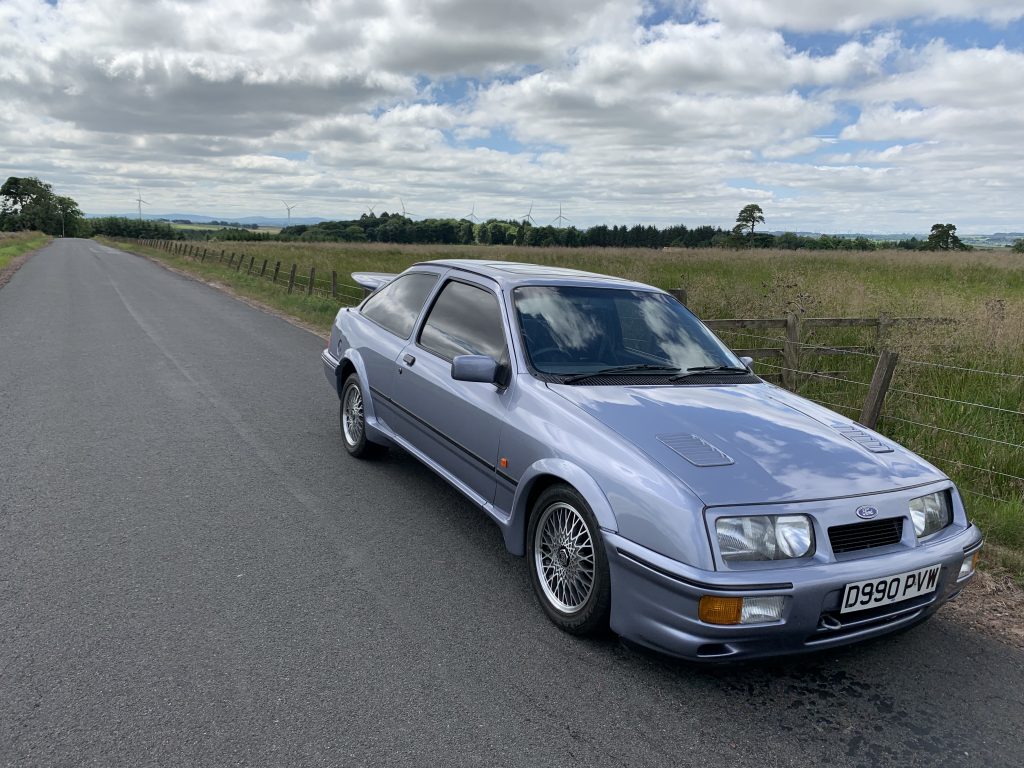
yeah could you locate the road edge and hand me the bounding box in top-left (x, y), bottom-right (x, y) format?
top-left (0, 236), bottom-right (52, 292)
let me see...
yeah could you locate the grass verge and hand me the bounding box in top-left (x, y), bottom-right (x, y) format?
top-left (0, 232), bottom-right (50, 272)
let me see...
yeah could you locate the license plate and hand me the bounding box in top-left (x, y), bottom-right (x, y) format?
top-left (840, 564), bottom-right (942, 614)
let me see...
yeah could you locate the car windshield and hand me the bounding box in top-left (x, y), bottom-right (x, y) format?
top-left (513, 285), bottom-right (743, 377)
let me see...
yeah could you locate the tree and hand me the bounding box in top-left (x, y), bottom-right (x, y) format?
top-left (0, 176), bottom-right (85, 236)
top-left (1012, 239), bottom-right (1024, 253)
top-left (926, 223), bottom-right (968, 251)
top-left (735, 204), bottom-right (765, 238)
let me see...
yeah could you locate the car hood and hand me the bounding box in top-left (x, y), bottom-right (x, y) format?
top-left (550, 382), bottom-right (943, 507)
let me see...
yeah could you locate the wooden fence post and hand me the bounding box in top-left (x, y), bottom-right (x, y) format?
top-left (307, 267), bottom-right (315, 296)
top-left (783, 312), bottom-right (800, 389)
top-left (668, 288), bottom-right (687, 306)
top-left (236, 254), bottom-right (243, 272)
top-left (331, 270), bottom-right (337, 298)
top-left (272, 261), bottom-right (280, 283)
top-left (247, 256), bottom-right (255, 275)
top-left (287, 263), bottom-right (297, 293)
top-left (877, 313), bottom-right (892, 349)
top-left (260, 259), bottom-right (268, 277)
top-left (219, 250), bottom-right (225, 263)
top-left (859, 350), bottom-right (899, 429)
top-left (201, 249), bottom-right (207, 262)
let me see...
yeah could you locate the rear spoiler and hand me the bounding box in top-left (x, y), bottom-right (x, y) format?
top-left (351, 272), bottom-right (398, 292)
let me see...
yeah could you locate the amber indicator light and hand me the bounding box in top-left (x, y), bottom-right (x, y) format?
top-left (698, 596), bottom-right (743, 625)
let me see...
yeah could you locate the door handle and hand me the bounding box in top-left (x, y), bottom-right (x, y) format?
top-left (402, 354), bottom-right (416, 366)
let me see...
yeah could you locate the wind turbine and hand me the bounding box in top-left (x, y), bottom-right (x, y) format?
top-left (552, 204), bottom-right (570, 227)
top-left (365, 204), bottom-right (376, 217)
top-left (135, 188), bottom-right (149, 221)
top-left (521, 201), bottom-right (536, 225)
top-left (399, 197), bottom-right (416, 219)
top-left (463, 203), bottom-right (479, 222)
top-left (282, 201), bottom-right (297, 226)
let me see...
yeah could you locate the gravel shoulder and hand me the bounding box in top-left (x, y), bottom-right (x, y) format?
top-left (940, 569), bottom-right (1024, 650)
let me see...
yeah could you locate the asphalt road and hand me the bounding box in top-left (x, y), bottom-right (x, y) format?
top-left (1, 239), bottom-right (1022, 768)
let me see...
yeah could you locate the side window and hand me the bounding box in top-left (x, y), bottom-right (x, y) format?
top-left (419, 281), bottom-right (507, 361)
top-left (361, 273), bottom-right (438, 338)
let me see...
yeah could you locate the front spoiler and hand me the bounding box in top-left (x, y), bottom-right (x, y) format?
top-left (604, 526), bottom-right (983, 661)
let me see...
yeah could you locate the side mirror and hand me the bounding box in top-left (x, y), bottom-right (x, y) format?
top-left (451, 354), bottom-right (499, 384)
top-left (739, 356), bottom-right (754, 370)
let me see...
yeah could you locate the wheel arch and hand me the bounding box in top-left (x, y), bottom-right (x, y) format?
top-left (504, 459), bottom-right (617, 557)
top-left (336, 349), bottom-right (393, 448)
top-left (336, 357), bottom-right (356, 398)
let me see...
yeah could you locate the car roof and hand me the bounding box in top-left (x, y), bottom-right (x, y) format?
top-left (411, 259), bottom-right (659, 291)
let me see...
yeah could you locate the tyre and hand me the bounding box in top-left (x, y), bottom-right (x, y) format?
top-left (340, 374), bottom-right (387, 459)
top-left (526, 484), bottom-right (611, 635)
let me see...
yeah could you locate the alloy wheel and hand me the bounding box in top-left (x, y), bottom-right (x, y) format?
top-left (533, 501), bottom-right (596, 614)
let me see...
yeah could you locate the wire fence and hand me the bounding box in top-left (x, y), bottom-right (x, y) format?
top-left (715, 325), bottom-right (1024, 511)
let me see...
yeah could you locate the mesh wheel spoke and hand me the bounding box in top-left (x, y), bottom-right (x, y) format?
top-left (533, 500), bottom-right (596, 615)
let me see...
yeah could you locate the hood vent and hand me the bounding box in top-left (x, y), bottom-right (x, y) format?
top-left (657, 434), bottom-right (734, 467)
top-left (832, 425), bottom-right (893, 454)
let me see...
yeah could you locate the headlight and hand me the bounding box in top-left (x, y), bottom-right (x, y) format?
top-left (716, 515), bottom-right (814, 561)
top-left (909, 492), bottom-right (951, 538)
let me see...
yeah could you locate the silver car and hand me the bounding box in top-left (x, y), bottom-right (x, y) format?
top-left (321, 259), bottom-right (982, 660)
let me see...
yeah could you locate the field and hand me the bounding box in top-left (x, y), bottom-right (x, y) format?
top-left (169, 222), bottom-right (282, 235)
top-left (101, 238), bottom-right (1024, 578)
top-left (0, 231), bottom-right (50, 271)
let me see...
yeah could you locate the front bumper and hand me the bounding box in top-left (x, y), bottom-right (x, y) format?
top-left (604, 525), bottom-right (983, 661)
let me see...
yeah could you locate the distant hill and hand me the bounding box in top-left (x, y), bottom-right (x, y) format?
top-left (768, 230), bottom-right (1024, 247)
top-left (84, 213), bottom-right (328, 227)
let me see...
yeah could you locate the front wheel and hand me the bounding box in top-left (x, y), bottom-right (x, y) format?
top-left (526, 484), bottom-right (611, 636)
top-left (340, 374), bottom-right (387, 459)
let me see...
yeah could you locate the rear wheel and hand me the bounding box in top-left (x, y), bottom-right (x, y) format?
top-left (527, 484), bottom-right (611, 635)
top-left (340, 374), bottom-right (387, 459)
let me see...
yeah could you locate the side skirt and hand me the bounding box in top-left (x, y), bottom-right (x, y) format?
top-left (368, 417), bottom-right (514, 531)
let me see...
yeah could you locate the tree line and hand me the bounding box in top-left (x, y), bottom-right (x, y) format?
top-left (0, 177), bottom-right (998, 253)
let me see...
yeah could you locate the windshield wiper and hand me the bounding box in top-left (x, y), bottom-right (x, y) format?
top-left (561, 364), bottom-right (681, 384)
top-left (669, 365), bottom-right (752, 381)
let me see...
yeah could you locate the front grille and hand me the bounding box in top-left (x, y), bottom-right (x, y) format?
top-left (828, 517), bottom-right (904, 554)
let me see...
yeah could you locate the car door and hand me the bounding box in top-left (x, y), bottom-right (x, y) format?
top-left (390, 275), bottom-right (512, 503)
top-left (355, 271), bottom-right (440, 428)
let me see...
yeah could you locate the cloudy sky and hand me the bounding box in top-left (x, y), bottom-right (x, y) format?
top-left (1, 0), bottom-right (1022, 232)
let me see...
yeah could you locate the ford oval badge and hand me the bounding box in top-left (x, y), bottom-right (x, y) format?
top-left (856, 505), bottom-right (878, 520)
